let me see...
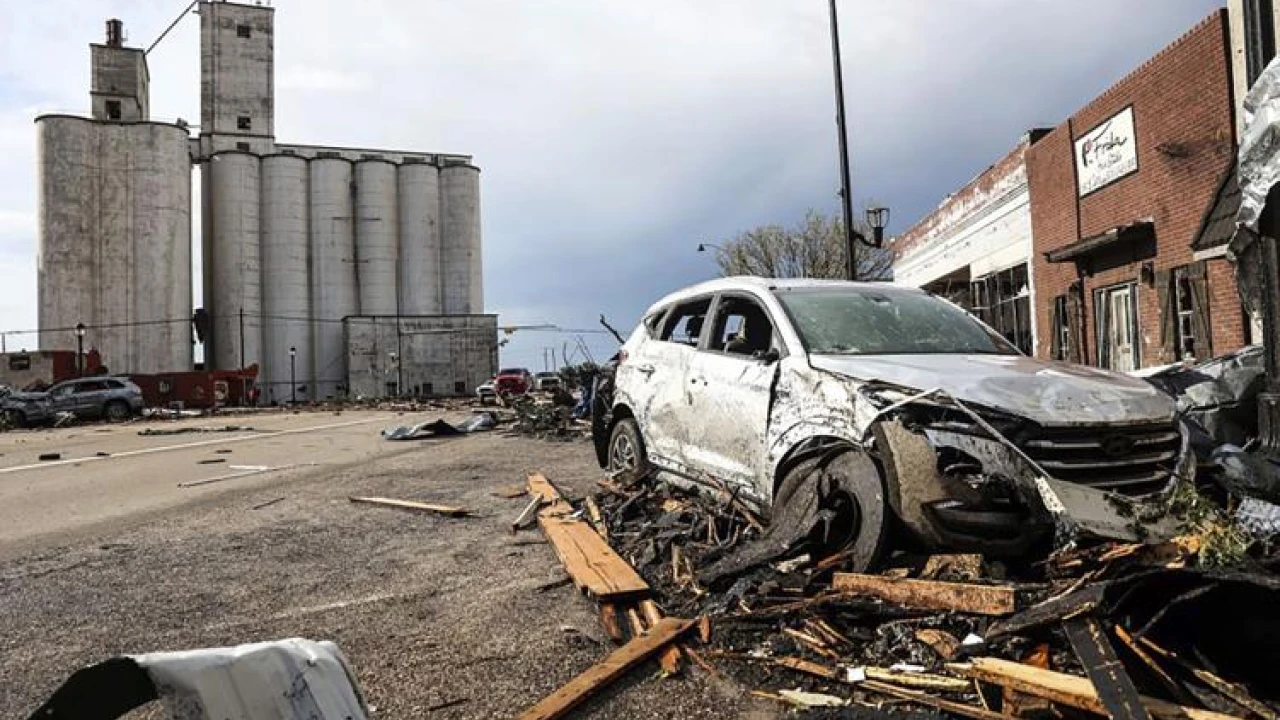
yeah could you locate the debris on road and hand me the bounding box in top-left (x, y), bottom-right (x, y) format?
top-left (830, 572), bottom-right (1018, 616)
top-left (27, 638), bottom-right (369, 720)
top-left (348, 495), bottom-right (473, 518)
top-left (37, 452), bottom-right (61, 461)
top-left (178, 464), bottom-right (292, 488)
top-left (504, 394), bottom-right (589, 441)
top-left (250, 496), bottom-right (285, 510)
top-left (138, 425), bottom-right (253, 436)
top-left (196, 458), bottom-right (226, 464)
top-left (382, 412), bottom-right (496, 440)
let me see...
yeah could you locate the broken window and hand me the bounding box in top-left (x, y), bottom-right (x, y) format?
top-left (236, 142), bottom-right (251, 151)
top-left (237, 115), bottom-right (251, 131)
top-left (1050, 295), bottom-right (1073, 362)
top-left (8, 355), bottom-right (30, 371)
top-left (660, 298), bottom-right (712, 347)
top-left (643, 309), bottom-right (668, 337)
top-left (968, 264), bottom-right (1033, 354)
top-left (1094, 282), bottom-right (1139, 371)
top-left (105, 100), bottom-right (122, 120)
top-left (1158, 262), bottom-right (1211, 363)
top-left (236, 23), bottom-right (252, 38)
top-left (774, 287), bottom-right (1017, 355)
top-left (708, 295), bottom-right (774, 356)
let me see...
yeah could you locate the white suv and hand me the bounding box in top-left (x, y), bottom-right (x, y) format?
top-left (593, 277), bottom-right (1192, 571)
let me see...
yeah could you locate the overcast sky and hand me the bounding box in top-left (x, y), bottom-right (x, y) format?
top-left (0, 0), bottom-right (1223, 370)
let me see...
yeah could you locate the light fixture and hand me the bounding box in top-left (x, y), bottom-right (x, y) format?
top-left (289, 346), bottom-right (296, 357)
top-left (865, 207), bottom-right (890, 245)
top-left (75, 322), bottom-right (86, 338)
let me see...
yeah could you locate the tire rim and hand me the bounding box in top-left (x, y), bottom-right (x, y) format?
top-left (809, 478), bottom-right (862, 556)
top-left (610, 433), bottom-right (636, 473)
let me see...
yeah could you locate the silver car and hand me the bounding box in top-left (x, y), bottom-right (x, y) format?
top-left (1, 376), bottom-right (145, 426)
top-left (593, 277), bottom-right (1192, 570)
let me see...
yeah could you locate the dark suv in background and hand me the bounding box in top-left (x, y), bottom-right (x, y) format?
top-left (1, 377), bottom-right (145, 426)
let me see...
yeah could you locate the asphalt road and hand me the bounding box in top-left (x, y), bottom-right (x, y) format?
top-left (0, 410), bottom-right (779, 719)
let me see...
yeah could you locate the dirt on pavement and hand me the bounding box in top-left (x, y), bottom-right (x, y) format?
top-left (0, 425), bottom-right (780, 718)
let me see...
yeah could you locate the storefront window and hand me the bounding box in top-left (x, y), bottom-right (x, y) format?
top-left (1095, 282), bottom-right (1140, 371)
top-left (968, 264), bottom-right (1033, 354)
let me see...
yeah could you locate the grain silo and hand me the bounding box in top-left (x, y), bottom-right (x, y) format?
top-left (440, 164), bottom-right (484, 315)
top-left (260, 153), bottom-right (311, 402)
top-left (308, 157), bottom-right (359, 399)
top-left (397, 162), bottom-right (442, 315)
top-left (205, 150), bottom-right (263, 372)
top-left (354, 159), bottom-right (400, 316)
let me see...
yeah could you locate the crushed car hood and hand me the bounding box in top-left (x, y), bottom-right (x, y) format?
top-left (809, 353), bottom-right (1176, 426)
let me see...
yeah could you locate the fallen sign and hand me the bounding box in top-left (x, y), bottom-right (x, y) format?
top-left (515, 617), bottom-right (694, 720)
top-left (347, 496), bottom-right (473, 518)
top-left (832, 572), bottom-right (1017, 616)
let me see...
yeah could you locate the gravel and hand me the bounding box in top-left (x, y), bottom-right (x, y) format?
top-left (0, 431), bottom-right (779, 718)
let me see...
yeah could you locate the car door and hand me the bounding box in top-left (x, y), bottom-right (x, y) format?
top-left (682, 292), bottom-right (781, 496)
top-left (623, 297), bottom-right (711, 471)
top-left (47, 383), bottom-right (78, 414)
top-left (71, 380), bottom-right (108, 416)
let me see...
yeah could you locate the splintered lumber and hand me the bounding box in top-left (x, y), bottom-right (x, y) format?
top-left (951, 658), bottom-right (1247, 720)
top-left (832, 572), bottom-right (1016, 616)
top-left (1134, 633), bottom-right (1276, 720)
top-left (511, 496), bottom-right (544, 532)
top-left (774, 656), bottom-right (969, 692)
top-left (1111, 626), bottom-right (1197, 706)
top-left (599, 604), bottom-right (624, 643)
top-left (538, 515), bottom-right (649, 599)
top-left (584, 496), bottom-right (608, 540)
top-left (528, 472), bottom-right (648, 600)
top-left (775, 658), bottom-right (1011, 720)
top-left (516, 617), bottom-right (695, 720)
top-left (347, 496), bottom-right (471, 517)
top-left (1063, 617), bottom-right (1152, 720)
top-left (640, 599), bottom-right (683, 674)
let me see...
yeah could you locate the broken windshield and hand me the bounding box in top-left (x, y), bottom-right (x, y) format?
top-left (775, 287), bottom-right (1019, 355)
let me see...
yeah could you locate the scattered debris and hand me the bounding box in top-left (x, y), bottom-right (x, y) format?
top-left (250, 497), bottom-right (285, 510)
top-left (382, 412), bottom-right (497, 441)
top-left (196, 458), bottom-right (226, 465)
top-left (178, 465), bottom-right (292, 488)
top-left (138, 425), bottom-right (253, 436)
top-left (492, 484), bottom-right (527, 499)
top-left (347, 496), bottom-right (472, 518)
top-left (830, 572), bottom-right (1017, 616)
top-left (37, 453), bottom-right (61, 461)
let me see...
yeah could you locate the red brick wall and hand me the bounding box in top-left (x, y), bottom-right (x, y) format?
top-left (1027, 10), bottom-right (1243, 366)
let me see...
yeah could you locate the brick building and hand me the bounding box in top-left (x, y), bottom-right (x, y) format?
top-left (891, 131), bottom-right (1048, 354)
top-left (1028, 10), bottom-right (1246, 371)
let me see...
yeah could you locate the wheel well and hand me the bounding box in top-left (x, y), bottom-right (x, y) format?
top-left (771, 435), bottom-right (857, 502)
top-left (609, 403), bottom-right (634, 429)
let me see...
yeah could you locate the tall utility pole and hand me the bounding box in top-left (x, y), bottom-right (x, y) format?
top-left (828, 0), bottom-right (858, 281)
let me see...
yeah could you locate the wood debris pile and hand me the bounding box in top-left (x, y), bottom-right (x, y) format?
top-left (502, 393), bottom-right (588, 441)
top-left (514, 471), bottom-right (1280, 719)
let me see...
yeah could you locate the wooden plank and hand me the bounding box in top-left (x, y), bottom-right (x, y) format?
top-left (832, 572), bottom-right (1016, 616)
top-left (527, 472), bottom-right (562, 502)
top-left (950, 658), bottom-right (1246, 720)
top-left (516, 617), bottom-right (694, 720)
top-left (599, 603), bottom-right (624, 644)
top-left (640, 600), bottom-right (683, 674)
top-left (775, 656), bottom-right (969, 692)
top-left (347, 496), bottom-right (471, 517)
top-left (1064, 618), bottom-right (1152, 720)
top-left (512, 496), bottom-right (545, 532)
top-left (538, 514), bottom-right (649, 600)
top-left (1135, 634), bottom-right (1277, 720)
top-left (1111, 626), bottom-right (1197, 706)
top-left (584, 496), bottom-right (608, 540)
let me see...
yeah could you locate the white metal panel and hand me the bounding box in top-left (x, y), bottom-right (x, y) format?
top-left (396, 163), bottom-right (441, 314)
top-left (439, 165), bottom-right (483, 314)
top-left (309, 158), bottom-right (358, 399)
top-left (207, 151), bottom-right (262, 371)
top-left (261, 154), bottom-right (311, 403)
top-left (354, 160), bottom-right (399, 316)
top-left (893, 187), bottom-right (1031, 289)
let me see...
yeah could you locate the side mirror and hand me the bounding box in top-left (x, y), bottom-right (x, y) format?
top-left (753, 348), bottom-right (780, 364)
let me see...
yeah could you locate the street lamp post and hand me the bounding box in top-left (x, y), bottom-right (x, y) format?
top-left (288, 346), bottom-right (296, 405)
top-left (75, 323), bottom-right (86, 376)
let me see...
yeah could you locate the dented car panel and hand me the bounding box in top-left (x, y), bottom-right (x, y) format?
top-left (597, 277), bottom-right (1195, 555)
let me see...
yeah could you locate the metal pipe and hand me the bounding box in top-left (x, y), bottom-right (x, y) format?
top-left (828, 0), bottom-right (857, 281)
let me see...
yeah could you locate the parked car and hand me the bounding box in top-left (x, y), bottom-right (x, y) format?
top-left (476, 379), bottom-right (497, 404)
top-left (592, 277), bottom-right (1191, 571)
top-left (533, 372), bottom-right (563, 391)
top-left (1, 376), bottom-right (145, 426)
top-left (493, 368), bottom-right (532, 396)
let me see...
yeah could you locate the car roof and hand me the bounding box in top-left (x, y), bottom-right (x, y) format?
top-left (641, 276), bottom-right (927, 317)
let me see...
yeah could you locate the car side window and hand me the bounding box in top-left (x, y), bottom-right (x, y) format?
top-left (643, 309), bottom-right (668, 337)
top-left (709, 296), bottom-right (776, 357)
top-left (106, 380), bottom-right (125, 389)
top-left (660, 298), bottom-right (712, 346)
top-left (76, 382), bottom-right (107, 393)
top-left (51, 385), bottom-right (74, 398)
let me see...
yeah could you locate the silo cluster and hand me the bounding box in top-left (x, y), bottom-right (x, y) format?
top-left (202, 152), bottom-right (483, 401)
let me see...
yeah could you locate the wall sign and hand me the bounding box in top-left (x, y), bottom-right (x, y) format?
top-left (1075, 107), bottom-right (1138, 196)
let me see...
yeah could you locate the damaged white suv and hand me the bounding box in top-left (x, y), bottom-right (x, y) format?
top-left (593, 277), bottom-right (1192, 571)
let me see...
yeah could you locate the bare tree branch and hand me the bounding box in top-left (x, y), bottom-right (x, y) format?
top-left (712, 209), bottom-right (891, 280)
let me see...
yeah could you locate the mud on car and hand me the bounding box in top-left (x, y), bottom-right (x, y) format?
top-left (592, 277), bottom-right (1193, 572)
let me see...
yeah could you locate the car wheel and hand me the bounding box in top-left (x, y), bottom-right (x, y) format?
top-left (772, 445), bottom-right (888, 572)
top-left (104, 400), bottom-right (130, 422)
top-left (607, 418), bottom-right (650, 484)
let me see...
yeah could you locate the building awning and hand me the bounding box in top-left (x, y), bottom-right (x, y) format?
top-left (1044, 220), bottom-right (1155, 263)
top-left (1191, 166), bottom-right (1240, 252)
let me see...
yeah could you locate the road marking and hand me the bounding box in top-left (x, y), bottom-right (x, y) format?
top-left (0, 416), bottom-right (394, 475)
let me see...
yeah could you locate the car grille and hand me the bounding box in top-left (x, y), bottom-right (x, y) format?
top-left (1019, 422), bottom-right (1181, 496)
